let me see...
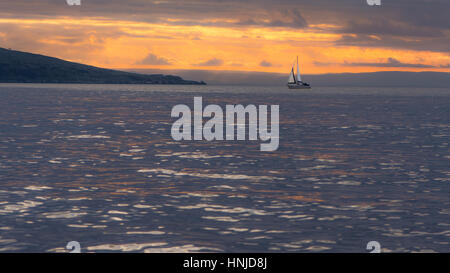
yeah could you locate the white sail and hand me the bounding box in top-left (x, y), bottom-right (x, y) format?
top-left (287, 55), bottom-right (311, 89)
top-left (288, 68), bottom-right (296, 84)
top-left (296, 56), bottom-right (302, 82)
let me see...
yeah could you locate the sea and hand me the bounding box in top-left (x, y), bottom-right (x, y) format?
top-left (0, 83), bottom-right (449, 253)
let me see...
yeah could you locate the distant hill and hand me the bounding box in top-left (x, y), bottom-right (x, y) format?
top-left (0, 47), bottom-right (205, 85)
top-left (305, 71), bottom-right (450, 88)
top-left (130, 69), bottom-right (450, 88)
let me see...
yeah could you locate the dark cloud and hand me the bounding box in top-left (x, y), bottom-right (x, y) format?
top-left (336, 34), bottom-right (450, 53)
top-left (344, 58), bottom-right (436, 68)
top-left (194, 58), bottom-right (223, 67)
top-left (235, 8), bottom-right (307, 28)
top-left (339, 20), bottom-right (444, 38)
top-left (333, 0), bottom-right (450, 52)
top-left (0, 0), bottom-right (446, 30)
top-left (0, 0), bottom-right (309, 29)
top-left (0, 0), bottom-right (448, 52)
top-left (259, 60), bottom-right (272, 67)
top-left (314, 58), bottom-right (438, 68)
top-left (315, 58), bottom-right (436, 68)
top-left (137, 53), bottom-right (172, 65)
top-left (314, 61), bottom-right (333, 67)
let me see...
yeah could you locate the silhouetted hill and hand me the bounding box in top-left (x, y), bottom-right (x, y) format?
top-left (0, 48), bottom-right (205, 85)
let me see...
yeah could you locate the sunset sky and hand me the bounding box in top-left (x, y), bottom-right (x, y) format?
top-left (0, 0), bottom-right (449, 74)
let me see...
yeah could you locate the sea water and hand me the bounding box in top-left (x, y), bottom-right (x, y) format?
top-left (0, 84), bottom-right (449, 252)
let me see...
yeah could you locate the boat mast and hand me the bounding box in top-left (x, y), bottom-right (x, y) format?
top-left (297, 56), bottom-right (302, 82)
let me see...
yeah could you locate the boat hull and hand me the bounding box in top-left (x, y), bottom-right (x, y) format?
top-left (287, 84), bottom-right (311, 89)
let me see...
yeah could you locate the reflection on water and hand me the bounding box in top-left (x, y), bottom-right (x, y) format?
top-left (0, 84), bottom-right (449, 252)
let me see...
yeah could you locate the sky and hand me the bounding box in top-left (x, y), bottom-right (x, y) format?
top-left (0, 0), bottom-right (449, 75)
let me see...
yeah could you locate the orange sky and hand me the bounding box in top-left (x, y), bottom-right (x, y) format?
top-left (0, 15), bottom-right (449, 75)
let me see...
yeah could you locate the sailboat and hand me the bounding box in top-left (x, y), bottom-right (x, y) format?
top-left (287, 56), bottom-right (311, 89)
